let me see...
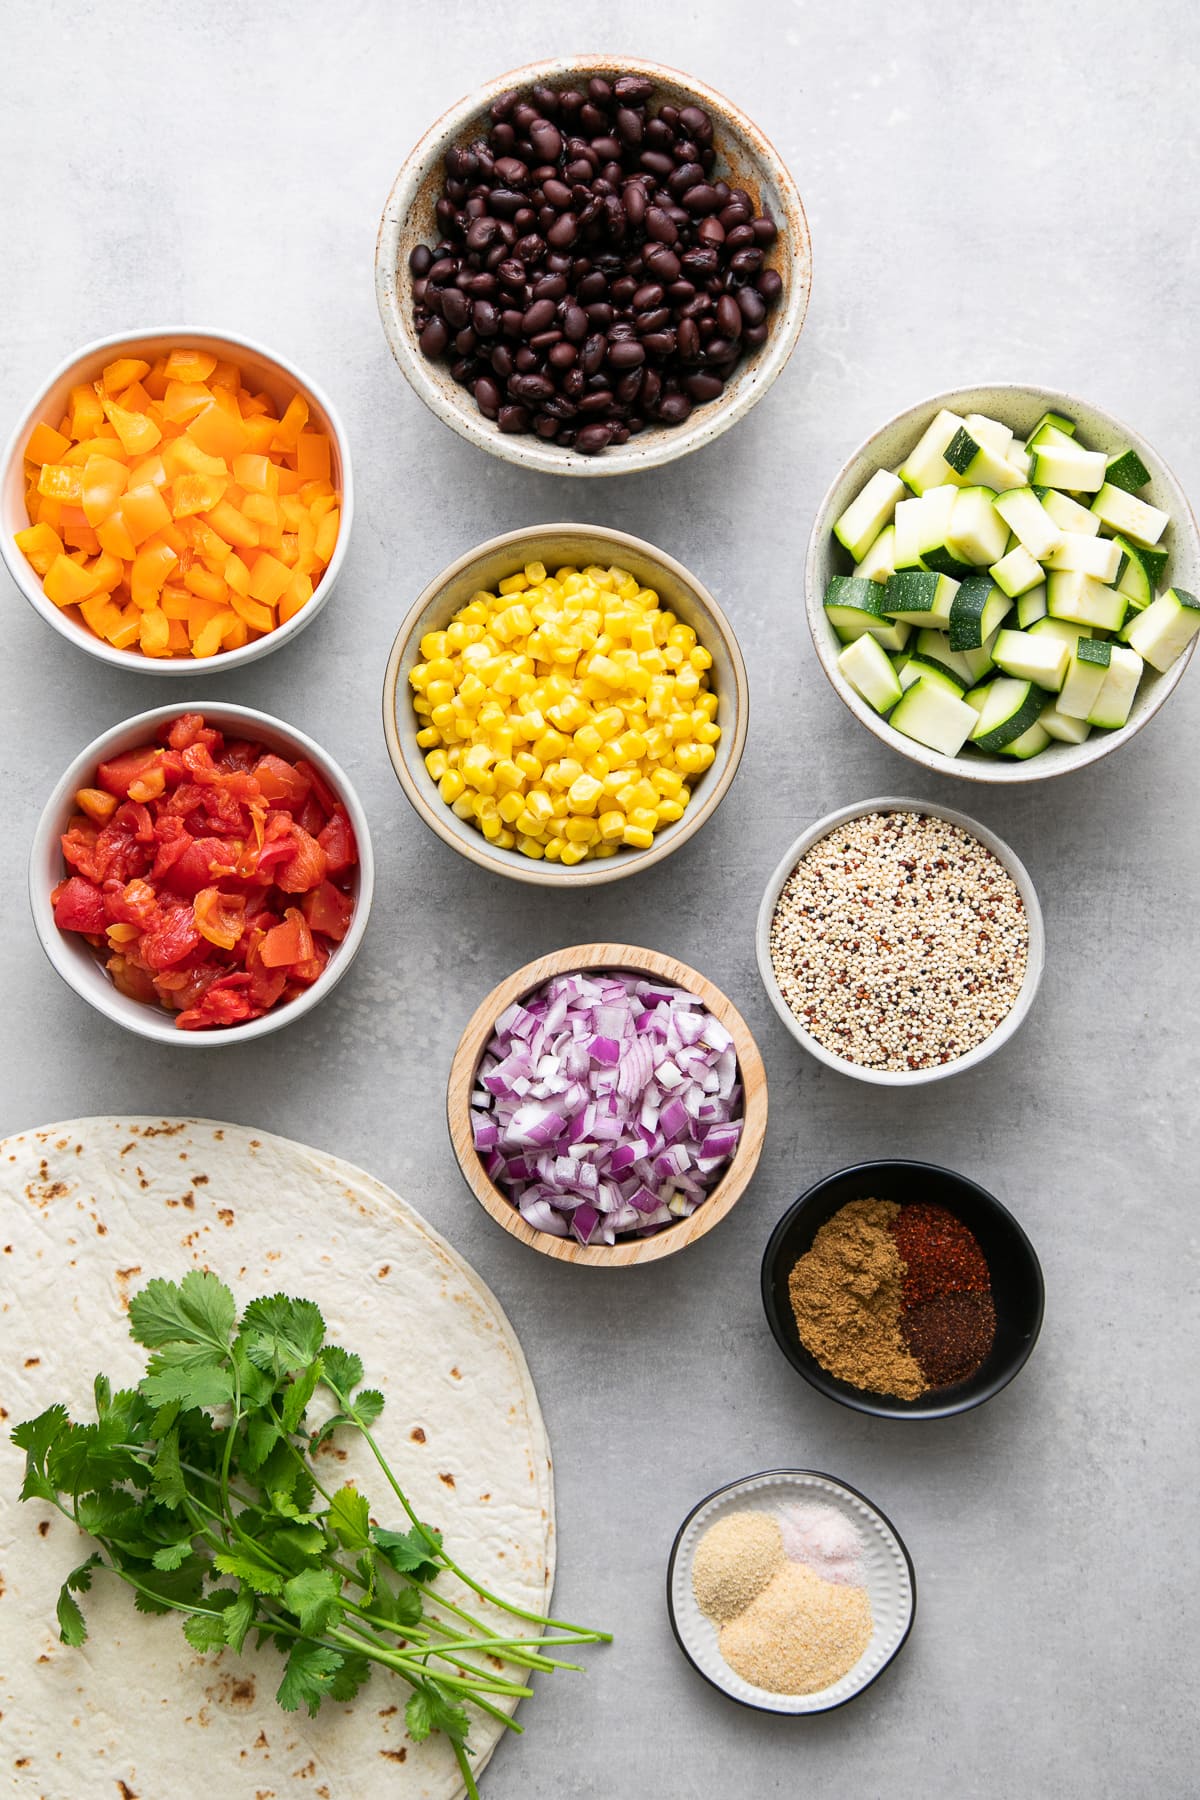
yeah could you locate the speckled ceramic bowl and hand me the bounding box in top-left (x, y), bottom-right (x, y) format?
top-left (375, 56), bottom-right (811, 476)
top-left (806, 383), bottom-right (1199, 781)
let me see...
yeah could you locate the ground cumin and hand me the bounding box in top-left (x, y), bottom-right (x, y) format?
top-left (787, 1198), bottom-right (926, 1400)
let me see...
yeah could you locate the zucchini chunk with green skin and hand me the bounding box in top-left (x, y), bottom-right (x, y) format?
top-left (991, 545), bottom-right (1045, 599)
top-left (998, 719), bottom-right (1052, 759)
top-left (959, 628), bottom-right (1002, 684)
top-left (898, 408), bottom-right (966, 495)
top-left (945, 485), bottom-right (1010, 567)
top-left (1058, 636), bottom-right (1113, 719)
top-left (1090, 483), bottom-right (1169, 546)
top-left (992, 627), bottom-right (1070, 691)
top-left (1114, 534), bottom-right (1169, 609)
top-left (1039, 701), bottom-right (1092, 745)
top-left (897, 653), bottom-right (968, 694)
top-left (1046, 570), bottom-right (1128, 632)
top-left (942, 426), bottom-right (1024, 493)
top-left (1006, 440), bottom-right (1034, 481)
top-left (913, 628), bottom-right (976, 686)
top-left (1087, 644), bottom-right (1144, 729)
top-left (1041, 488), bottom-right (1101, 536)
top-left (894, 486), bottom-right (964, 572)
top-left (993, 487), bottom-right (1064, 561)
top-left (888, 677), bottom-right (981, 755)
top-left (1031, 442), bottom-right (1107, 492)
top-left (838, 632), bottom-right (903, 713)
top-left (1104, 447), bottom-right (1152, 494)
top-left (1043, 534), bottom-right (1123, 581)
top-left (1016, 583), bottom-right (1049, 628)
top-left (1026, 421), bottom-right (1077, 457)
top-left (1126, 587), bottom-right (1200, 672)
top-left (1025, 409), bottom-right (1076, 448)
top-left (834, 469), bottom-right (908, 563)
top-left (824, 575), bottom-right (911, 651)
top-left (1028, 616), bottom-right (1092, 646)
top-left (969, 677), bottom-right (1047, 751)
top-left (963, 413), bottom-right (1014, 457)
top-left (853, 523), bottom-right (897, 585)
top-left (948, 575), bottom-right (1012, 650)
top-left (884, 568), bottom-right (960, 627)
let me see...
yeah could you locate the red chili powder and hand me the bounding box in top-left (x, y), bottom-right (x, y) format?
top-left (891, 1202), bottom-right (990, 1306)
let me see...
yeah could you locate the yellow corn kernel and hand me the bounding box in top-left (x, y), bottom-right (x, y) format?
top-left (439, 770), bottom-right (465, 804)
top-left (525, 560), bottom-right (546, 584)
top-left (498, 572), bottom-right (528, 595)
top-left (425, 678), bottom-right (455, 708)
top-left (525, 789), bottom-right (554, 824)
top-left (517, 835), bottom-right (545, 859)
top-left (547, 758), bottom-right (583, 791)
top-left (559, 841), bottom-right (588, 865)
top-left (675, 666), bottom-right (701, 699)
top-left (515, 751), bottom-right (542, 781)
top-left (498, 791), bottom-right (526, 824)
top-left (598, 809), bottom-right (625, 841)
top-left (480, 813), bottom-right (504, 841)
top-left (583, 753), bottom-right (611, 782)
top-left (696, 721), bottom-right (722, 744)
top-left (573, 723), bottom-right (603, 758)
top-left (494, 827), bottom-right (517, 850)
top-left (494, 758), bottom-right (524, 792)
top-left (451, 793), bottom-right (476, 820)
top-left (627, 807), bottom-right (659, 834)
top-left (567, 773), bottom-right (604, 812)
top-left (562, 817), bottom-right (596, 845)
top-left (656, 799), bottom-right (685, 824)
top-left (652, 767), bottom-right (684, 797)
top-left (531, 730), bottom-right (569, 764)
top-left (419, 630), bottom-right (448, 659)
top-left (424, 748), bottom-right (449, 780)
top-left (690, 645), bottom-right (713, 671)
top-left (621, 824), bottom-right (655, 850)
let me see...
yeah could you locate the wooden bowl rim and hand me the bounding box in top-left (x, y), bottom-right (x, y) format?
top-left (446, 942), bottom-right (768, 1266)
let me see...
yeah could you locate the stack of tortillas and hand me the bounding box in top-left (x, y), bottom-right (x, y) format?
top-left (0, 1118), bottom-right (554, 1799)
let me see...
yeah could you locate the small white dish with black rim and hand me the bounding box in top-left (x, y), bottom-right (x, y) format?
top-left (667, 1469), bottom-right (915, 1714)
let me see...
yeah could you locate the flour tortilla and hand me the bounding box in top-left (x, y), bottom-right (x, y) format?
top-left (0, 1118), bottom-right (554, 1799)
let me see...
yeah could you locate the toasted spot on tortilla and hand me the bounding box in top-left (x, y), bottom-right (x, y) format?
top-left (24, 1357), bottom-right (39, 1368)
top-left (439, 1472), bottom-right (456, 1489)
top-left (181, 1193), bottom-right (195, 1210)
top-left (410, 1427), bottom-right (426, 1444)
top-left (380, 1748), bottom-right (407, 1762)
top-left (38, 1520), bottom-right (50, 1537)
top-left (377, 1263), bottom-right (391, 1278)
top-left (117, 1781), bottom-right (138, 1799)
top-left (194, 1173), bottom-right (209, 1184)
top-left (207, 1674), bottom-right (255, 1709)
top-left (450, 1366), bottom-right (462, 1380)
top-left (290, 1758), bottom-right (316, 1778)
top-left (252, 1731), bottom-right (269, 1751)
top-left (378, 1705), bottom-right (397, 1717)
top-left (217, 1209), bottom-right (235, 1227)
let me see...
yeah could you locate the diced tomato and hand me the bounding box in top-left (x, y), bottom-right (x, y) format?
top-left (244, 933), bottom-right (288, 1010)
top-left (102, 878), bottom-right (159, 929)
top-left (108, 954), bottom-right (159, 1004)
top-left (97, 745), bottom-right (161, 800)
top-left (193, 886), bottom-right (247, 950)
top-left (139, 903), bottom-right (203, 970)
top-left (160, 834), bottom-right (238, 896)
top-left (93, 801), bottom-right (155, 883)
top-left (61, 817), bottom-right (103, 882)
top-left (260, 907), bottom-right (315, 968)
top-left (218, 738), bottom-right (263, 775)
top-left (52, 876), bottom-right (108, 934)
top-left (293, 757), bottom-right (339, 815)
top-left (164, 713), bottom-right (222, 753)
top-left (275, 827), bottom-right (327, 894)
top-left (317, 807), bottom-right (357, 875)
top-left (253, 753), bottom-right (311, 807)
top-left (302, 879), bottom-right (353, 942)
top-left (177, 972), bottom-right (256, 1031)
top-left (289, 941), bottom-right (329, 986)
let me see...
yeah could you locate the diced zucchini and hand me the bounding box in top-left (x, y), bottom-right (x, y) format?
top-left (1125, 587), bottom-right (1200, 673)
top-left (1039, 701), bottom-right (1091, 745)
top-left (1058, 637), bottom-right (1113, 719)
top-left (1114, 534), bottom-right (1169, 609)
top-left (898, 409), bottom-right (967, 495)
top-left (1041, 489), bottom-right (1101, 536)
top-left (1104, 447), bottom-right (1151, 494)
top-left (963, 681), bottom-right (992, 715)
top-left (1087, 645), bottom-right (1144, 729)
top-left (897, 656), bottom-right (967, 696)
top-left (969, 678), bottom-right (1047, 752)
top-left (1006, 440), bottom-right (1033, 481)
top-left (960, 628), bottom-right (1002, 684)
top-left (992, 627), bottom-right (1070, 691)
top-left (1024, 409), bottom-right (1076, 448)
top-left (1031, 443), bottom-right (1107, 492)
top-left (949, 574), bottom-right (1012, 650)
top-left (1016, 583), bottom-right (1049, 628)
top-left (993, 486), bottom-right (1065, 560)
top-left (998, 720), bottom-right (1052, 759)
top-left (884, 569), bottom-right (960, 628)
top-left (990, 545), bottom-right (1045, 599)
top-left (943, 425), bottom-right (1023, 492)
top-left (838, 632), bottom-right (904, 713)
top-left (1028, 616), bottom-right (1092, 646)
top-left (824, 575), bottom-right (912, 650)
top-left (963, 413), bottom-right (1013, 457)
top-left (889, 677), bottom-right (981, 756)
top-left (1046, 570), bottom-right (1128, 632)
top-left (853, 524), bottom-right (897, 585)
top-left (1042, 534), bottom-right (1123, 581)
top-left (1090, 483), bottom-right (1169, 546)
top-left (834, 469), bottom-right (908, 562)
top-left (894, 486), bottom-right (964, 572)
top-left (944, 485), bottom-right (1010, 567)
top-left (913, 629), bottom-right (976, 686)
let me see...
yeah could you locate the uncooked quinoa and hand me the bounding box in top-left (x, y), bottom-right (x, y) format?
top-left (768, 810), bottom-right (1029, 1071)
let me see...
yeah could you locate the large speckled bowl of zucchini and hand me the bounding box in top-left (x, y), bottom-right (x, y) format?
top-left (805, 384), bottom-right (1200, 782)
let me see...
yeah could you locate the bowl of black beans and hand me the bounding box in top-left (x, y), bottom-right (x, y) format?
top-left (376, 57), bottom-right (811, 473)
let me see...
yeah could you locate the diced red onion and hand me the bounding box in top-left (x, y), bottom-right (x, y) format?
top-left (472, 971), bottom-right (743, 1243)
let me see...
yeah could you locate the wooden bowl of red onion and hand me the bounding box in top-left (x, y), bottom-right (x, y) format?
top-left (447, 943), bottom-right (768, 1266)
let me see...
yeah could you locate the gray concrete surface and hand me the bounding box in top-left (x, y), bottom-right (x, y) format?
top-left (1, 3), bottom-right (1197, 1795)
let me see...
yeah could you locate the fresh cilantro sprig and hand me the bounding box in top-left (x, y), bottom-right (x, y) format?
top-left (13, 1273), bottom-right (609, 1798)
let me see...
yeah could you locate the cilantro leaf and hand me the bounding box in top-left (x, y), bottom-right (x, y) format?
top-left (349, 1388), bottom-right (384, 1430)
top-left (212, 1549), bottom-right (285, 1596)
top-left (241, 1295), bottom-right (326, 1375)
top-left (74, 1492), bottom-right (155, 1552)
top-left (56, 1582), bottom-right (88, 1646)
top-left (128, 1273), bottom-right (236, 1352)
top-left (152, 1541), bottom-right (194, 1571)
top-left (282, 1566), bottom-right (342, 1638)
top-left (320, 1345), bottom-right (363, 1395)
top-left (12, 1403), bottom-right (71, 1470)
top-left (223, 1585), bottom-right (256, 1654)
top-left (49, 1417), bottom-right (142, 1495)
top-left (327, 1651), bottom-right (371, 1704)
top-left (281, 1357), bottom-right (323, 1436)
top-left (276, 1640), bottom-right (344, 1718)
top-left (405, 1683), bottom-right (470, 1746)
top-left (242, 1414), bottom-right (280, 1473)
top-left (130, 1557), bottom-right (207, 1615)
top-left (139, 1344), bottom-right (234, 1411)
top-left (182, 1610), bottom-right (228, 1653)
top-left (373, 1524), bottom-right (443, 1584)
top-left (328, 1484), bottom-right (371, 1551)
top-left (373, 1580), bottom-right (424, 1630)
top-left (151, 1428), bottom-right (187, 1510)
top-left (93, 1373), bottom-right (111, 1415)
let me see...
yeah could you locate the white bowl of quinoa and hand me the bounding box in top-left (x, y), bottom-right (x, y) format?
top-left (755, 798), bottom-right (1044, 1086)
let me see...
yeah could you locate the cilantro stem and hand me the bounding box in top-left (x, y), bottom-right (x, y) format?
top-left (453, 1738), bottom-right (482, 1800)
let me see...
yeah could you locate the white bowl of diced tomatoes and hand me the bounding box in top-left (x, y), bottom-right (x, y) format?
top-left (29, 704), bottom-right (374, 1044)
top-left (0, 327), bottom-right (352, 671)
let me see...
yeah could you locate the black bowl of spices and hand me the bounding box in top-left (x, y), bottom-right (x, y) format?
top-left (761, 1160), bottom-right (1044, 1420)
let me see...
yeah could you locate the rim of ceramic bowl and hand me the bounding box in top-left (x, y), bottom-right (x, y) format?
top-left (375, 54), bottom-right (811, 477)
top-left (804, 382), bottom-right (1198, 781)
top-left (0, 325), bottom-right (353, 673)
top-left (759, 1161), bottom-right (1046, 1420)
top-left (381, 522), bottom-right (749, 887)
top-left (445, 942), bottom-right (768, 1266)
top-left (29, 702), bottom-right (374, 1045)
top-left (754, 795), bottom-right (1044, 1087)
top-left (665, 1467), bottom-right (917, 1710)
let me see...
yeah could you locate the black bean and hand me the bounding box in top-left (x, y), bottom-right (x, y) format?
top-left (546, 213), bottom-right (578, 248)
top-left (473, 376), bottom-right (501, 417)
top-left (616, 106), bottom-right (644, 144)
top-left (489, 122), bottom-right (516, 153)
top-left (549, 341), bottom-right (578, 368)
top-left (736, 287), bottom-right (766, 325)
top-left (490, 344), bottom-right (514, 377)
top-left (641, 330), bottom-right (677, 356)
top-left (419, 317), bottom-right (449, 357)
top-left (429, 257), bottom-right (456, 284)
top-left (677, 316), bottom-right (700, 359)
top-left (657, 391), bottom-right (693, 424)
top-left (666, 279), bottom-right (695, 304)
top-left (704, 337), bottom-right (738, 363)
top-left (562, 367), bottom-right (586, 399)
top-left (591, 135), bottom-right (621, 161)
top-left (678, 105), bottom-right (711, 142)
top-left (530, 120), bottom-right (563, 161)
top-left (716, 294), bottom-right (743, 338)
top-left (757, 268), bottom-right (783, 301)
top-left (497, 258), bottom-right (527, 288)
top-left (614, 73), bottom-right (654, 103)
top-left (668, 161), bottom-right (706, 197)
top-left (488, 188), bottom-right (525, 219)
top-left (685, 372), bottom-right (723, 401)
top-left (645, 206), bottom-right (677, 244)
top-left (615, 369), bottom-right (644, 403)
top-left (608, 339), bottom-right (646, 369)
top-left (514, 346), bottom-right (538, 373)
top-left (697, 217), bottom-right (725, 247)
top-left (494, 156), bottom-right (528, 188)
top-left (469, 272), bottom-right (498, 295)
top-left (640, 149), bottom-right (675, 179)
top-left (473, 300), bottom-right (500, 336)
top-left (577, 270), bottom-right (607, 302)
top-left (543, 177), bottom-right (573, 210)
top-left (623, 183), bottom-right (647, 228)
top-left (744, 322), bottom-right (768, 347)
top-left (640, 369), bottom-right (662, 408)
top-left (530, 329), bottom-right (562, 352)
top-left (581, 337), bottom-right (607, 376)
top-left (681, 182), bottom-right (720, 215)
top-left (500, 307), bottom-right (524, 336)
top-left (497, 403), bottom-right (530, 431)
top-left (559, 88), bottom-right (584, 113)
top-left (409, 244), bottom-right (433, 276)
top-left (532, 83), bottom-right (560, 115)
top-left (644, 246), bottom-right (681, 281)
top-left (440, 287), bottom-right (469, 329)
top-left (753, 214), bottom-right (778, 245)
top-left (532, 273), bottom-right (567, 300)
top-left (730, 247), bottom-right (764, 276)
top-left (454, 327), bottom-right (476, 355)
top-left (491, 88), bottom-right (520, 121)
top-left (632, 281), bottom-right (663, 309)
top-left (509, 372), bottom-right (555, 403)
top-left (636, 307), bottom-right (670, 332)
top-left (562, 303), bottom-right (588, 342)
top-left (522, 298), bottom-right (557, 335)
top-left (514, 233), bottom-right (546, 263)
top-left (564, 158), bottom-right (594, 184)
top-left (534, 413), bottom-right (560, 439)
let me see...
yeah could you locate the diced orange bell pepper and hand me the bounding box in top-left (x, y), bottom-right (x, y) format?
top-left (164, 349), bottom-right (218, 384)
top-left (232, 452), bottom-right (275, 493)
top-left (314, 509), bottom-right (340, 564)
top-left (222, 614), bottom-right (250, 650)
top-left (184, 519), bottom-right (233, 571)
top-left (170, 472), bottom-right (227, 519)
top-left (230, 590), bottom-right (275, 632)
top-left (121, 484), bottom-right (173, 546)
top-left (101, 396), bottom-right (162, 456)
top-left (203, 499), bottom-right (258, 549)
top-left (163, 380), bottom-right (214, 426)
top-left (69, 384), bottom-right (106, 438)
top-left (247, 551), bottom-right (293, 606)
top-left (183, 565), bottom-right (227, 605)
top-left (117, 380), bottom-right (152, 415)
top-left (81, 455), bottom-right (129, 525)
top-left (74, 786), bottom-right (118, 824)
top-left (88, 551), bottom-right (125, 592)
top-left (296, 431), bottom-right (331, 482)
top-left (96, 509), bottom-right (139, 561)
top-left (80, 593), bottom-right (125, 639)
top-left (167, 617), bottom-right (191, 652)
top-left (224, 553), bottom-right (252, 596)
top-left (279, 571), bottom-right (313, 623)
top-left (62, 520), bottom-right (102, 555)
top-left (191, 609), bottom-right (237, 658)
top-left (130, 541), bottom-right (179, 609)
top-left (186, 591), bottom-right (223, 637)
top-left (14, 521), bottom-right (64, 576)
top-left (143, 358), bottom-right (170, 401)
top-left (107, 605), bottom-right (143, 650)
top-left (37, 462), bottom-right (84, 502)
top-left (138, 607), bottom-right (171, 656)
top-left (102, 357), bottom-right (151, 394)
top-left (162, 432), bottom-right (228, 480)
top-left (272, 393), bottom-right (309, 451)
top-left (241, 414), bottom-right (283, 455)
top-left (126, 453), bottom-right (167, 489)
top-left (160, 584), bottom-right (191, 620)
top-left (188, 400), bottom-right (249, 461)
top-left (44, 554), bottom-right (101, 607)
top-left (209, 359), bottom-right (241, 391)
top-left (25, 421), bottom-right (72, 464)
